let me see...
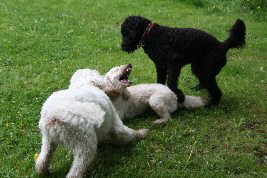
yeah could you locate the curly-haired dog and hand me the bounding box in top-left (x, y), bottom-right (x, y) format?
top-left (35, 85), bottom-right (148, 178)
top-left (121, 16), bottom-right (246, 107)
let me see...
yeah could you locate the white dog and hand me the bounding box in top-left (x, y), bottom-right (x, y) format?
top-left (103, 64), bottom-right (205, 124)
top-left (35, 85), bottom-right (148, 178)
top-left (69, 64), bottom-right (205, 124)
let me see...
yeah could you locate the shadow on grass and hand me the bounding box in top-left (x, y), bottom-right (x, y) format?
top-left (34, 141), bottom-right (141, 178)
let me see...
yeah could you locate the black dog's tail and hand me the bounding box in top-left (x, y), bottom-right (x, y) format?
top-left (223, 19), bottom-right (246, 50)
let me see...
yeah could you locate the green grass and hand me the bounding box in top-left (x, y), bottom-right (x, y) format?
top-left (1, 0), bottom-right (267, 177)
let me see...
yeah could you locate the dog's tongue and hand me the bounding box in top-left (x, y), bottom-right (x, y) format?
top-left (121, 79), bottom-right (129, 83)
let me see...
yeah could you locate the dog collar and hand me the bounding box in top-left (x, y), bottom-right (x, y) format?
top-left (137, 23), bottom-right (155, 49)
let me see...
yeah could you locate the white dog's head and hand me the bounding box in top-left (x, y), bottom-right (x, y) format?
top-left (104, 64), bottom-right (132, 100)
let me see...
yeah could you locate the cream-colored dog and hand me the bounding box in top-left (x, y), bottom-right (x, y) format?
top-left (103, 64), bottom-right (205, 124)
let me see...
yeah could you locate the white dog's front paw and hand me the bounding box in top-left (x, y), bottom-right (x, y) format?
top-left (153, 118), bottom-right (171, 124)
top-left (136, 129), bottom-right (148, 138)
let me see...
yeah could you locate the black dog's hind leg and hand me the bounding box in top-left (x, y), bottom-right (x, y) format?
top-left (201, 77), bottom-right (222, 107)
top-left (167, 67), bottom-right (185, 104)
top-left (155, 65), bottom-right (167, 84)
top-left (192, 62), bottom-right (223, 107)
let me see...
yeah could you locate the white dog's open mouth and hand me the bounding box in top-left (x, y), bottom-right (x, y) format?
top-left (119, 64), bottom-right (132, 85)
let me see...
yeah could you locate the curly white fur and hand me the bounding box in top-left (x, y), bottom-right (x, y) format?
top-left (70, 64), bottom-right (205, 124)
top-left (35, 85), bottom-right (148, 178)
top-left (69, 68), bottom-right (105, 90)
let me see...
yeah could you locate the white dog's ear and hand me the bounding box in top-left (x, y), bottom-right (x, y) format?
top-left (104, 76), bottom-right (121, 100)
top-left (104, 88), bottom-right (121, 100)
top-left (122, 89), bottom-right (130, 100)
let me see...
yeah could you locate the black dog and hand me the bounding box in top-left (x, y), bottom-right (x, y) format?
top-left (121, 16), bottom-right (246, 107)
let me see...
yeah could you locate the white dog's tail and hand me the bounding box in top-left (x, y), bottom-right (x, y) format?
top-left (41, 101), bottom-right (106, 129)
top-left (178, 95), bottom-right (205, 109)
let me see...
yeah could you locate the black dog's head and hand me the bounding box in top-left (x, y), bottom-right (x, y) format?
top-left (121, 16), bottom-right (151, 53)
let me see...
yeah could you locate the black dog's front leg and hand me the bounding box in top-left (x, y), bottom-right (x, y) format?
top-left (167, 68), bottom-right (185, 103)
top-left (155, 66), bottom-right (167, 84)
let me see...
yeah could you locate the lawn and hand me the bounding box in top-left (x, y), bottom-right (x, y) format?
top-left (0, 0), bottom-right (267, 177)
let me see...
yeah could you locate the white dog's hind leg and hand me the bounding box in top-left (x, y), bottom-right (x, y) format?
top-left (152, 107), bottom-right (172, 124)
top-left (149, 96), bottom-right (175, 124)
top-left (66, 132), bottom-right (98, 178)
top-left (35, 134), bottom-right (57, 174)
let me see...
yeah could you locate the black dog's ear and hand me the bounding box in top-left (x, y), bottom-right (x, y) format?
top-left (139, 16), bottom-right (152, 28)
top-left (124, 16), bottom-right (151, 33)
top-left (134, 16), bottom-right (152, 35)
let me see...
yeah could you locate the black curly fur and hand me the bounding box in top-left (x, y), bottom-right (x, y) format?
top-left (121, 16), bottom-right (246, 107)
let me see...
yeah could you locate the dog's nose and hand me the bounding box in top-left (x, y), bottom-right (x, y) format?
top-left (127, 64), bottom-right (132, 68)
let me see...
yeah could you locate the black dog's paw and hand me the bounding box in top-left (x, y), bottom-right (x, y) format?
top-left (204, 101), bottom-right (219, 108)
